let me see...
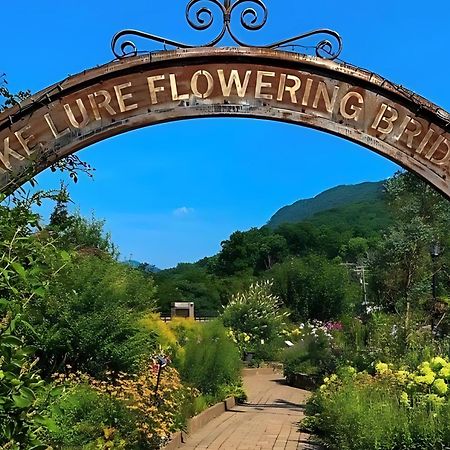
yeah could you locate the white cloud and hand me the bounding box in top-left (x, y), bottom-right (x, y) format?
top-left (173, 207), bottom-right (195, 217)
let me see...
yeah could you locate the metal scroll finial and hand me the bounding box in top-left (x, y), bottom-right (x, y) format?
top-left (111, 0), bottom-right (343, 60)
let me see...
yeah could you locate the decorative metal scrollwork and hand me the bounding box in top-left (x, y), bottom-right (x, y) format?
top-left (111, 0), bottom-right (343, 60)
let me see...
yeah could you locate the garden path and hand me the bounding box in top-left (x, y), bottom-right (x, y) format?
top-left (180, 368), bottom-right (318, 450)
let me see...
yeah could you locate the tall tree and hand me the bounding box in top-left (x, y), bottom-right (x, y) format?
top-left (369, 171), bottom-right (450, 331)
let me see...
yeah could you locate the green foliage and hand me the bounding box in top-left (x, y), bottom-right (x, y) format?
top-left (268, 181), bottom-right (386, 228)
top-left (47, 363), bottom-right (197, 450)
top-left (306, 360), bottom-right (450, 450)
top-left (0, 191), bottom-right (68, 449)
top-left (47, 385), bottom-right (133, 449)
top-left (0, 332), bottom-right (48, 449)
top-left (215, 228), bottom-right (288, 275)
top-left (48, 202), bottom-right (117, 256)
top-left (340, 237), bottom-right (369, 264)
top-left (222, 280), bottom-right (288, 356)
top-left (283, 331), bottom-right (335, 378)
top-left (29, 254), bottom-right (158, 377)
top-left (368, 171), bottom-right (450, 332)
top-left (0, 75), bottom-right (31, 112)
top-left (306, 199), bottom-right (391, 240)
top-left (269, 255), bottom-right (359, 321)
top-left (282, 325), bottom-right (338, 380)
top-left (180, 320), bottom-right (241, 397)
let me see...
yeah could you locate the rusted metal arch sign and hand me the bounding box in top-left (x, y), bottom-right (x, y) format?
top-left (1, 47), bottom-right (450, 196)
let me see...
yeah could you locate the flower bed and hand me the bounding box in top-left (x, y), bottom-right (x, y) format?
top-left (304, 358), bottom-right (450, 450)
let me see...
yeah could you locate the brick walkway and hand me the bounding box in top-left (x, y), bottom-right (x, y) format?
top-left (181, 369), bottom-right (318, 450)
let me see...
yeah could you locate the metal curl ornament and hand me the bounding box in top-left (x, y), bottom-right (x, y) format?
top-left (111, 0), bottom-right (343, 60)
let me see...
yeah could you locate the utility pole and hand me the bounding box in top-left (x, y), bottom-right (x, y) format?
top-left (358, 265), bottom-right (368, 306)
top-left (341, 262), bottom-right (368, 306)
top-left (355, 265), bottom-right (368, 306)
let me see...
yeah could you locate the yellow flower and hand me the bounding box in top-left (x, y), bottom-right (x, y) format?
top-left (426, 394), bottom-right (445, 406)
top-left (394, 370), bottom-right (409, 384)
top-left (419, 362), bottom-right (434, 376)
top-left (399, 391), bottom-right (409, 406)
top-left (433, 378), bottom-right (448, 395)
top-left (431, 357), bottom-right (447, 371)
top-left (415, 373), bottom-right (435, 385)
top-left (439, 366), bottom-right (450, 380)
top-left (375, 362), bottom-right (389, 374)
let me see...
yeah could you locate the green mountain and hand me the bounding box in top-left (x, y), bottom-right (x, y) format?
top-left (267, 181), bottom-right (386, 228)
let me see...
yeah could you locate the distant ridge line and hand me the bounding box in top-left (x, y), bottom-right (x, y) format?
top-left (267, 180), bottom-right (386, 228)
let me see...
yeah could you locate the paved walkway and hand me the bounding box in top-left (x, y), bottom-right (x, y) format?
top-left (181, 369), bottom-right (318, 450)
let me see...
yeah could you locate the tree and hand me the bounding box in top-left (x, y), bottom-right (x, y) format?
top-left (48, 182), bottom-right (71, 230)
top-left (269, 255), bottom-right (359, 321)
top-left (369, 172), bottom-right (450, 331)
top-left (215, 228), bottom-right (288, 275)
top-left (340, 237), bottom-right (369, 264)
top-left (0, 74), bottom-right (30, 111)
top-left (47, 185), bottom-right (117, 256)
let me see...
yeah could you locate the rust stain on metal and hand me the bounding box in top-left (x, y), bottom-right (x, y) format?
top-left (0, 48), bottom-right (449, 196)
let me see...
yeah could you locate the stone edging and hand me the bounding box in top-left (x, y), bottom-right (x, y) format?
top-left (163, 397), bottom-right (236, 450)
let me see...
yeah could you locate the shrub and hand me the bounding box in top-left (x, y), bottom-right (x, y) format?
top-left (167, 317), bottom-right (201, 347)
top-left (282, 321), bottom-right (342, 379)
top-left (222, 280), bottom-right (288, 357)
top-left (45, 385), bottom-right (133, 448)
top-left (0, 191), bottom-right (72, 449)
top-left (269, 255), bottom-right (359, 321)
top-left (29, 255), bottom-right (159, 377)
top-left (283, 332), bottom-right (335, 378)
top-left (180, 320), bottom-right (241, 398)
top-left (305, 358), bottom-right (450, 450)
top-left (139, 313), bottom-right (178, 350)
top-left (48, 364), bottom-right (197, 449)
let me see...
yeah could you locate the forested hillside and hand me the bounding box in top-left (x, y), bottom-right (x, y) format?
top-left (267, 181), bottom-right (386, 228)
top-left (154, 180), bottom-right (393, 317)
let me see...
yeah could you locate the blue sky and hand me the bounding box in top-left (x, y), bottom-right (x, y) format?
top-left (2, 1), bottom-right (450, 268)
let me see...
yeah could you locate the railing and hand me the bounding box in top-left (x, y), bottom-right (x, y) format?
top-left (160, 316), bottom-right (216, 323)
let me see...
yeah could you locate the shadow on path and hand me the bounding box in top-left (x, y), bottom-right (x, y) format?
top-left (178, 369), bottom-right (319, 449)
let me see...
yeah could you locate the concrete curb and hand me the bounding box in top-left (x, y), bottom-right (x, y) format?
top-left (163, 397), bottom-right (236, 449)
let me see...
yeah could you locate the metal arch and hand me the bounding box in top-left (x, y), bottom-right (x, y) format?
top-left (111, 0), bottom-right (343, 60)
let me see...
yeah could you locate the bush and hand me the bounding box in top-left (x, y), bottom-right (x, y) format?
top-left (305, 358), bottom-right (450, 449)
top-left (47, 364), bottom-right (197, 449)
top-left (29, 254), bottom-right (159, 377)
top-left (46, 385), bottom-right (133, 449)
top-left (282, 321), bottom-right (342, 379)
top-left (269, 255), bottom-right (359, 321)
top-left (167, 317), bottom-right (201, 347)
top-left (180, 320), bottom-right (241, 398)
top-left (283, 332), bottom-right (335, 378)
top-left (222, 280), bottom-right (288, 358)
top-left (139, 313), bottom-right (178, 350)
